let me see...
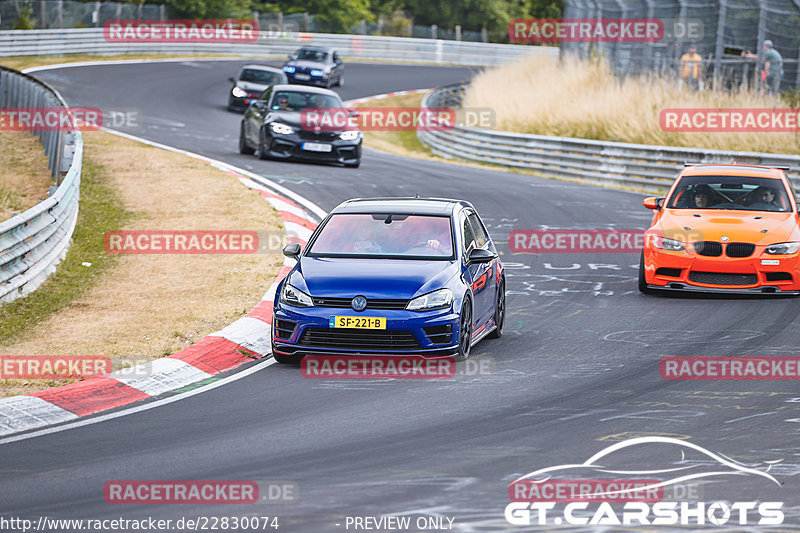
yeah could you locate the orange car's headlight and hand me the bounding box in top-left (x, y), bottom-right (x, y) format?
top-left (765, 242), bottom-right (800, 255)
top-left (651, 235), bottom-right (685, 251)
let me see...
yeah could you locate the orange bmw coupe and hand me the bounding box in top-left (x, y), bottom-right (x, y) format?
top-left (640, 164), bottom-right (799, 295)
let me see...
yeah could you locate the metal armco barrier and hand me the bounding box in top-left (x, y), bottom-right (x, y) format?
top-left (0, 67), bottom-right (82, 304)
top-left (0, 28), bottom-right (556, 66)
top-left (418, 82), bottom-right (800, 194)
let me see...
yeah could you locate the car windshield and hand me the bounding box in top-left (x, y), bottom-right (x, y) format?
top-left (271, 91), bottom-right (342, 111)
top-left (307, 214), bottom-right (455, 259)
top-left (667, 175), bottom-right (792, 212)
top-left (239, 69), bottom-right (283, 85)
top-left (292, 49), bottom-right (328, 62)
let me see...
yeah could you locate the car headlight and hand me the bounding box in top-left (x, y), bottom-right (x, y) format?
top-left (231, 86), bottom-right (247, 98)
top-left (281, 283), bottom-right (313, 307)
top-left (765, 242), bottom-right (800, 255)
top-left (271, 122), bottom-right (294, 135)
top-left (339, 130), bottom-right (360, 141)
top-left (406, 289), bottom-right (453, 311)
top-left (284, 66), bottom-right (296, 73)
top-left (651, 235), bottom-right (685, 251)
top-left (310, 69), bottom-right (324, 77)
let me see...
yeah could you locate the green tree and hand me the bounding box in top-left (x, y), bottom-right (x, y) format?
top-left (13, 6), bottom-right (35, 30)
top-left (254, 0), bottom-right (372, 32)
top-left (161, 0), bottom-right (253, 19)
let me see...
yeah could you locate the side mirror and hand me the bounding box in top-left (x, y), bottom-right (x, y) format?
top-left (467, 248), bottom-right (496, 265)
top-left (283, 243), bottom-right (301, 259)
top-left (348, 108), bottom-right (360, 118)
top-left (228, 77), bottom-right (236, 84)
top-left (643, 197), bottom-right (664, 210)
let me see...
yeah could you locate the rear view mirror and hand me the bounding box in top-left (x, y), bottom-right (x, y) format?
top-left (283, 243), bottom-right (301, 259)
top-left (643, 197), bottom-right (664, 210)
top-left (467, 248), bottom-right (496, 264)
top-left (228, 77), bottom-right (236, 84)
top-left (348, 108), bottom-right (360, 118)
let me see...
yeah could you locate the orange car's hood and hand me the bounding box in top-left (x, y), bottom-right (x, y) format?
top-left (658, 209), bottom-right (799, 245)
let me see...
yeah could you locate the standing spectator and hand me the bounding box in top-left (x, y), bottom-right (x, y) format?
top-left (742, 40), bottom-right (783, 94)
top-left (679, 44), bottom-right (703, 90)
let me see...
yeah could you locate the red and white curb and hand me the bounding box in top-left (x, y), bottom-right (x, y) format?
top-left (0, 131), bottom-right (321, 437)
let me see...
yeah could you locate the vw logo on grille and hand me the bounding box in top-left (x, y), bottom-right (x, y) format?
top-left (720, 236), bottom-right (730, 242)
top-left (351, 296), bottom-right (367, 312)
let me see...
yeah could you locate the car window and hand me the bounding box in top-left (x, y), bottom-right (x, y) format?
top-left (467, 212), bottom-right (489, 248)
top-left (271, 91), bottom-right (342, 111)
top-left (667, 175), bottom-right (792, 212)
top-left (461, 214), bottom-right (476, 253)
top-left (240, 69), bottom-right (283, 85)
top-left (293, 49), bottom-right (328, 62)
top-left (333, 52), bottom-right (340, 62)
top-left (258, 86), bottom-right (273, 102)
top-left (307, 214), bottom-right (454, 259)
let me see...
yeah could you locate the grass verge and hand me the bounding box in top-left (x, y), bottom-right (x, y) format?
top-left (0, 131), bottom-right (53, 220)
top-left (464, 54), bottom-right (800, 155)
top-left (0, 129), bottom-right (282, 398)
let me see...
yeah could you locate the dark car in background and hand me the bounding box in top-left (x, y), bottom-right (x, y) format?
top-left (227, 65), bottom-right (287, 112)
top-left (282, 47), bottom-right (344, 88)
top-left (239, 84), bottom-right (361, 168)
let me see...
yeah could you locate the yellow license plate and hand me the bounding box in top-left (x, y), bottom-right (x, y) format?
top-left (330, 316), bottom-right (386, 329)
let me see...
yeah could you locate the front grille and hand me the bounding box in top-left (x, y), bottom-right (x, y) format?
top-left (312, 297), bottom-right (409, 310)
top-left (655, 267), bottom-right (682, 277)
top-left (298, 130), bottom-right (339, 141)
top-left (693, 241), bottom-right (722, 256)
top-left (689, 271), bottom-right (757, 286)
top-left (766, 272), bottom-right (793, 282)
top-left (298, 328), bottom-right (420, 351)
top-left (726, 243), bottom-right (755, 258)
top-left (274, 319), bottom-right (297, 340)
top-left (423, 325), bottom-right (453, 345)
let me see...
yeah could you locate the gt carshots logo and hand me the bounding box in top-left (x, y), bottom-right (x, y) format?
top-left (504, 437), bottom-right (784, 526)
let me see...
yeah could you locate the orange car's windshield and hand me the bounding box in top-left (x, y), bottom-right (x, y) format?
top-left (667, 175), bottom-right (792, 212)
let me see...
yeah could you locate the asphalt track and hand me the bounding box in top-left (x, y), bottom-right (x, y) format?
top-left (2, 59), bottom-right (799, 532)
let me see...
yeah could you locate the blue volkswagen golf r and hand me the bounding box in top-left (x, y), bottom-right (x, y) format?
top-left (271, 198), bottom-right (505, 364)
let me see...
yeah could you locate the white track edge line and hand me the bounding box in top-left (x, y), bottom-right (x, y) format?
top-left (0, 358), bottom-right (276, 446)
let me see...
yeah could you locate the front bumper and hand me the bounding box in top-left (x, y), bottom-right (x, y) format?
top-left (265, 132), bottom-right (360, 165)
top-left (272, 304), bottom-right (461, 357)
top-left (228, 96), bottom-right (259, 111)
top-left (286, 73), bottom-right (329, 87)
top-left (643, 245), bottom-right (800, 294)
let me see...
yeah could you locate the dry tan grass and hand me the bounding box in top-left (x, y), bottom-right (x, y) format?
top-left (0, 130), bottom-right (283, 397)
top-left (464, 54), bottom-right (800, 154)
top-left (0, 130), bottom-right (52, 220)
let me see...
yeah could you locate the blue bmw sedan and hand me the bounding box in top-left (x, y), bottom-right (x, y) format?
top-left (271, 198), bottom-right (505, 364)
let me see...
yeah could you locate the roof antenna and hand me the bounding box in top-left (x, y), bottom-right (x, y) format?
top-left (414, 193), bottom-right (420, 198)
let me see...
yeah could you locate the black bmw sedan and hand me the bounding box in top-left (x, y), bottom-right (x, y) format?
top-left (238, 85), bottom-right (361, 168)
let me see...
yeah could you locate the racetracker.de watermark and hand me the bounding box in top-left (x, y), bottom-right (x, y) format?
top-left (661, 356), bottom-right (800, 380)
top-left (103, 481), bottom-right (296, 504)
top-left (0, 355), bottom-right (111, 379)
top-left (103, 19), bottom-right (258, 43)
top-left (509, 230), bottom-right (645, 253)
top-left (301, 107), bottom-right (457, 131)
top-left (102, 230), bottom-right (293, 254)
top-left (660, 109), bottom-right (800, 133)
top-left (300, 355), bottom-right (456, 379)
top-left (0, 107), bottom-right (142, 131)
top-left (509, 18), bottom-right (663, 42)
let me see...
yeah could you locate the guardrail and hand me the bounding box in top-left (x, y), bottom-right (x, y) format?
top-left (418, 82), bottom-right (800, 194)
top-left (0, 28), bottom-right (556, 66)
top-left (0, 67), bottom-right (82, 304)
